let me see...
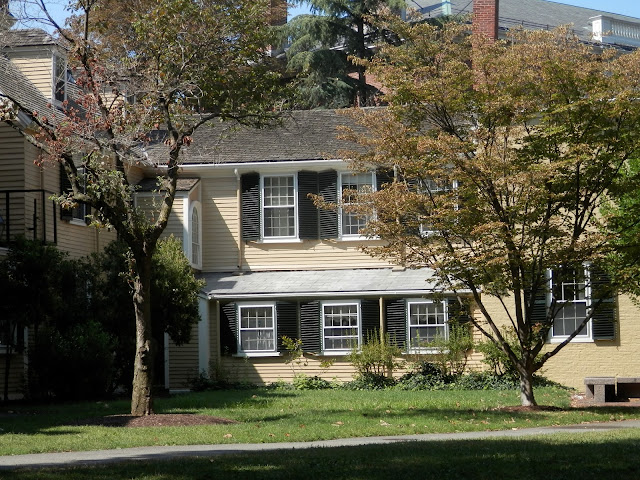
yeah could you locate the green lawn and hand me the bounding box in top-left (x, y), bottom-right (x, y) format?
top-left (4, 428), bottom-right (640, 480)
top-left (1, 387), bottom-right (639, 456)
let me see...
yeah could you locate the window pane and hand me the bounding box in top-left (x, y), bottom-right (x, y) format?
top-left (409, 302), bottom-right (446, 348)
top-left (239, 306), bottom-right (275, 352)
top-left (263, 176), bottom-right (295, 237)
top-left (323, 304), bottom-right (359, 351)
top-left (341, 173), bottom-right (373, 236)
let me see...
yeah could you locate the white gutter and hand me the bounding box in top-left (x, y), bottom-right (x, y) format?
top-left (205, 289), bottom-right (471, 300)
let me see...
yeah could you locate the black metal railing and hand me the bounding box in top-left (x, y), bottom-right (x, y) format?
top-left (0, 190), bottom-right (58, 246)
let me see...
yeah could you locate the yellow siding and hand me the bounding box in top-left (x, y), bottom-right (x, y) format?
top-left (6, 50), bottom-right (53, 100)
top-left (0, 124), bottom-right (26, 190)
top-left (201, 176), bottom-right (240, 271)
top-left (168, 322), bottom-right (200, 389)
top-left (243, 239), bottom-right (391, 271)
top-left (0, 125), bottom-right (26, 238)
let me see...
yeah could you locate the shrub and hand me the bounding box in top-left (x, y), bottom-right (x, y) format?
top-left (29, 321), bottom-right (116, 400)
top-left (428, 324), bottom-right (474, 376)
top-left (292, 373), bottom-right (335, 390)
top-left (348, 332), bottom-right (402, 377)
top-left (396, 361), bottom-right (453, 390)
top-left (342, 372), bottom-right (396, 390)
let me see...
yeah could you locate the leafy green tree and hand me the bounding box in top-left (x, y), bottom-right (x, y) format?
top-left (340, 21), bottom-right (640, 406)
top-left (2, 0), bottom-right (284, 415)
top-left (283, 0), bottom-right (405, 108)
top-left (0, 237), bottom-right (68, 401)
top-left (90, 238), bottom-right (205, 392)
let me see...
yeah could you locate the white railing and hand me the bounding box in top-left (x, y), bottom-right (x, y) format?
top-left (591, 15), bottom-right (640, 47)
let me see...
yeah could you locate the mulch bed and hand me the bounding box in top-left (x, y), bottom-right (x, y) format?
top-left (73, 414), bottom-right (239, 428)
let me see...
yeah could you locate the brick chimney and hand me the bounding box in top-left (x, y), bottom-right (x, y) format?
top-left (473, 0), bottom-right (499, 41)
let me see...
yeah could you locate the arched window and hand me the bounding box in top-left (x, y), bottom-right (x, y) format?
top-left (190, 203), bottom-right (201, 267)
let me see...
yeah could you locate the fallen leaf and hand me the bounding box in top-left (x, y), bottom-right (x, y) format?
top-left (332, 421), bottom-right (344, 427)
top-left (223, 433), bottom-right (232, 439)
top-left (268, 433), bottom-right (275, 437)
top-left (380, 420), bottom-right (391, 426)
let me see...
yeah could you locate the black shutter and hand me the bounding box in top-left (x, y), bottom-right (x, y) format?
top-left (361, 299), bottom-right (380, 343)
top-left (447, 297), bottom-right (471, 325)
top-left (60, 164), bottom-right (73, 220)
top-left (300, 300), bottom-right (321, 352)
top-left (528, 276), bottom-right (549, 324)
top-left (318, 170), bottom-right (338, 239)
top-left (276, 301), bottom-right (298, 352)
top-left (241, 172), bottom-right (260, 241)
top-left (590, 265), bottom-right (616, 340)
top-left (385, 298), bottom-right (406, 350)
top-left (219, 302), bottom-right (238, 355)
top-left (298, 171), bottom-right (319, 240)
top-left (376, 168), bottom-right (393, 192)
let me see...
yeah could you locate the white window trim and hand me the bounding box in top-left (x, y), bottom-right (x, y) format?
top-left (236, 302), bottom-right (278, 355)
top-left (189, 201), bottom-right (202, 269)
top-left (261, 174), bottom-right (298, 241)
top-left (549, 266), bottom-right (593, 343)
top-left (406, 299), bottom-right (449, 353)
top-left (321, 299), bottom-right (361, 354)
top-left (338, 172), bottom-right (376, 240)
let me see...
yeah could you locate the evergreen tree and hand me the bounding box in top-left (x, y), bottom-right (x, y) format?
top-left (284, 0), bottom-right (405, 108)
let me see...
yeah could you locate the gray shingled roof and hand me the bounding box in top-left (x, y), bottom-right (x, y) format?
top-left (145, 109), bottom-right (371, 165)
top-left (136, 177), bottom-right (200, 192)
top-left (0, 28), bottom-right (61, 48)
top-left (411, 0), bottom-right (639, 44)
top-left (0, 54), bottom-right (59, 124)
top-left (201, 267), bottom-right (442, 299)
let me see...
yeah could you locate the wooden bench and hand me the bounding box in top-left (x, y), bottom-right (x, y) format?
top-left (584, 377), bottom-right (616, 403)
top-left (615, 377), bottom-right (640, 400)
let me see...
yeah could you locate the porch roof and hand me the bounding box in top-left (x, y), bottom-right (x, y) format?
top-left (200, 267), bottom-right (444, 300)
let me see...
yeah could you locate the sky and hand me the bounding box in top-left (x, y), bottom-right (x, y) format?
top-left (17, 1), bottom-right (640, 28)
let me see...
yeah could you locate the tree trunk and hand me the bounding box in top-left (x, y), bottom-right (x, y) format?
top-left (131, 255), bottom-right (155, 416)
top-left (519, 369), bottom-right (537, 407)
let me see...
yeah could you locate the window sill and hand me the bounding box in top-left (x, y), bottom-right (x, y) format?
top-left (548, 336), bottom-right (593, 344)
top-left (233, 352), bottom-right (281, 358)
top-left (254, 238), bottom-right (303, 244)
top-left (338, 236), bottom-right (373, 242)
top-left (68, 219), bottom-right (87, 227)
top-left (320, 351), bottom-right (352, 356)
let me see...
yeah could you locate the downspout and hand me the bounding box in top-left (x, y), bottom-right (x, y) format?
top-left (234, 169), bottom-right (245, 272)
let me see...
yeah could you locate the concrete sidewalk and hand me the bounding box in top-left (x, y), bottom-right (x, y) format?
top-left (2, 419), bottom-right (640, 470)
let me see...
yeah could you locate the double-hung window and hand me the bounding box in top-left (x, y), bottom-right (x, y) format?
top-left (407, 300), bottom-right (448, 351)
top-left (551, 267), bottom-right (590, 340)
top-left (262, 175), bottom-right (297, 239)
top-left (418, 177), bottom-right (456, 236)
top-left (339, 172), bottom-right (375, 238)
top-left (322, 301), bottom-right (360, 353)
top-left (238, 303), bottom-right (277, 354)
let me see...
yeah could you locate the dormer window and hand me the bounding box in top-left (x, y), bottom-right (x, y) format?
top-left (53, 54), bottom-right (67, 104)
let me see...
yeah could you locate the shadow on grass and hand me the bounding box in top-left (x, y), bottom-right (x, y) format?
top-left (0, 389), bottom-right (297, 435)
top-left (6, 431), bottom-right (640, 479)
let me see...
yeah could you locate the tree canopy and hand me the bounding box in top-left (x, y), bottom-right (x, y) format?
top-left (340, 20), bottom-right (640, 406)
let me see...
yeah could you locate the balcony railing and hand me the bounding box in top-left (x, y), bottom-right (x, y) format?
top-left (0, 190), bottom-right (58, 246)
